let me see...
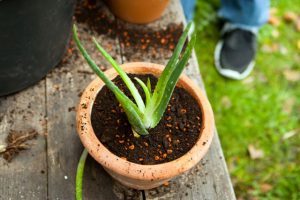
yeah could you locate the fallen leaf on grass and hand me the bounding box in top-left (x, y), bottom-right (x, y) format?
top-left (261, 43), bottom-right (287, 54)
top-left (221, 96), bottom-right (232, 109)
top-left (242, 76), bottom-right (254, 85)
top-left (282, 129), bottom-right (299, 140)
top-left (260, 183), bottom-right (273, 192)
top-left (279, 45), bottom-right (288, 55)
top-left (296, 18), bottom-right (300, 32)
top-left (257, 73), bottom-right (268, 83)
top-left (297, 40), bottom-right (300, 50)
top-left (261, 43), bottom-right (279, 53)
top-left (0, 130), bottom-right (38, 162)
top-left (283, 11), bottom-right (298, 23)
top-left (283, 69), bottom-right (300, 82)
top-left (271, 29), bottom-right (280, 38)
top-left (268, 16), bottom-right (281, 27)
top-left (282, 97), bottom-right (295, 114)
top-left (248, 144), bottom-right (264, 159)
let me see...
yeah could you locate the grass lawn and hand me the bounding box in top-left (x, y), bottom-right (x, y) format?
top-left (194, 1), bottom-right (300, 199)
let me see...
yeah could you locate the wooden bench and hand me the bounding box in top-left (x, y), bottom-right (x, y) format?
top-left (0, 1), bottom-right (236, 199)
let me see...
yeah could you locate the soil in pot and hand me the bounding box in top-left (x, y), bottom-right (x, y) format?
top-left (91, 74), bottom-right (202, 165)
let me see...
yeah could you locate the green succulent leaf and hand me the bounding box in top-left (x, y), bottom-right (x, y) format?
top-left (76, 149), bottom-right (88, 200)
top-left (150, 33), bottom-right (197, 127)
top-left (115, 92), bottom-right (149, 135)
top-left (92, 38), bottom-right (145, 112)
top-left (134, 77), bottom-right (151, 108)
top-left (73, 25), bottom-right (148, 135)
top-left (146, 78), bottom-right (152, 94)
top-left (144, 22), bottom-right (194, 127)
top-left (150, 22), bottom-right (193, 111)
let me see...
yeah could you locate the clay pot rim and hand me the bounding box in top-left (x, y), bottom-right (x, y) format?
top-left (76, 62), bottom-right (214, 181)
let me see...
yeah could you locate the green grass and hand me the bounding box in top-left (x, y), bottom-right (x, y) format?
top-left (194, 0), bottom-right (300, 199)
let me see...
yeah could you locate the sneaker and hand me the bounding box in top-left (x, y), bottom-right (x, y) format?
top-left (214, 28), bottom-right (257, 80)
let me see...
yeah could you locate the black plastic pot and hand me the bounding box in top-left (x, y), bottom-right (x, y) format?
top-left (0, 0), bottom-right (76, 96)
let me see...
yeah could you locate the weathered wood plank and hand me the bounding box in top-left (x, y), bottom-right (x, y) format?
top-left (0, 80), bottom-right (47, 200)
top-left (118, 0), bottom-right (236, 199)
top-left (46, 1), bottom-right (142, 199)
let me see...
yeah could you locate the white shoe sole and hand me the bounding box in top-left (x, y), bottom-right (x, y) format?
top-left (214, 40), bottom-right (255, 80)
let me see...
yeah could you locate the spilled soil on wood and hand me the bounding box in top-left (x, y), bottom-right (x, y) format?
top-left (0, 130), bottom-right (38, 162)
top-left (74, 0), bottom-right (184, 60)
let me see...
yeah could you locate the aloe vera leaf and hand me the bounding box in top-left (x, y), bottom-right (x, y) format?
top-left (76, 149), bottom-right (88, 200)
top-left (92, 38), bottom-right (145, 112)
top-left (151, 22), bottom-right (193, 109)
top-left (150, 34), bottom-right (196, 128)
top-left (73, 25), bottom-right (148, 135)
top-left (73, 25), bottom-right (138, 114)
top-left (147, 78), bottom-right (152, 93)
top-left (115, 92), bottom-right (149, 135)
top-left (134, 77), bottom-right (151, 107)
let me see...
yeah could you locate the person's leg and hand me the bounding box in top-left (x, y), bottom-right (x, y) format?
top-left (181, 0), bottom-right (196, 22)
top-left (214, 0), bottom-right (270, 80)
top-left (219, 0), bottom-right (269, 30)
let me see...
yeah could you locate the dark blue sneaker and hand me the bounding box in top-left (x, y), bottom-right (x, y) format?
top-left (214, 27), bottom-right (257, 80)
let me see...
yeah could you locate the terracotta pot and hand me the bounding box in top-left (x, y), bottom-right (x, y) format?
top-left (76, 62), bottom-right (214, 190)
top-left (106, 0), bottom-right (170, 24)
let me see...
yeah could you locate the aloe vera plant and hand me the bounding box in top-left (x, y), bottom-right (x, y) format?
top-left (73, 22), bottom-right (196, 136)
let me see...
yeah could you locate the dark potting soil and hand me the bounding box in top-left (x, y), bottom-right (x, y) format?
top-left (91, 74), bottom-right (202, 165)
top-left (75, 0), bottom-right (117, 38)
